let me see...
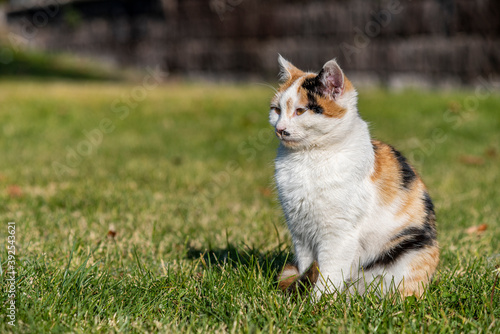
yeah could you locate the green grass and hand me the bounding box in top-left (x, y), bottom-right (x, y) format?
top-left (0, 80), bottom-right (499, 333)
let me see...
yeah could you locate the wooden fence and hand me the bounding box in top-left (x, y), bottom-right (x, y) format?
top-left (6, 0), bottom-right (500, 85)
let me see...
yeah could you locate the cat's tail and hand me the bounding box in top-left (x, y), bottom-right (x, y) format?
top-left (278, 264), bottom-right (300, 291)
top-left (277, 261), bottom-right (319, 298)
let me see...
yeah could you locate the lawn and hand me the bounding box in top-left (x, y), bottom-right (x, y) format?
top-left (0, 78), bottom-right (499, 333)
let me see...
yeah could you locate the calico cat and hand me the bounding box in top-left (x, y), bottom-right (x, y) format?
top-left (271, 56), bottom-right (439, 300)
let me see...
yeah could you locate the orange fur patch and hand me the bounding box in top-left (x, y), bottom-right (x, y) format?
top-left (371, 140), bottom-right (432, 234)
top-left (400, 246), bottom-right (439, 297)
top-left (286, 98), bottom-right (293, 114)
top-left (343, 76), bottom-right (354, 93)
top-left (393, 184), bottom-right (428, 234)
top-left (278, 70), bottom-right (305, 94)
top-left (278, 261), bottom-right (320, 299)
top-left (396, 183), bottom-right (423, 217)
top-left (370, 140), bottom-right (402, 205)
top-left (317, 94), bottom-right (346, 118)
top-left (278, 264), bottom-right (299, 291)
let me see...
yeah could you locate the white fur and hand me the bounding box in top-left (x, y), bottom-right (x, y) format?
top-left (277, 54), bottom-right (294, 82)
top-left (270, 67), bottom-right (421, 300)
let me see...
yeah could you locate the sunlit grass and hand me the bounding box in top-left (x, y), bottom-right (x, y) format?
top-left (0, 80), bottom-right (499, 333)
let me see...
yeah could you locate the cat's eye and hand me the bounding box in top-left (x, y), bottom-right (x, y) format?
top-left (295, 108), bottom-right (307, 116)
top-left (272, 107), bottom-right (281, 115)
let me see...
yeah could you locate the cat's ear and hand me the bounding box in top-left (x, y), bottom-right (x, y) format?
top-left (278, 54), bottom-right (301, 82)
top-left (317, 59), bottom-right (345, 100)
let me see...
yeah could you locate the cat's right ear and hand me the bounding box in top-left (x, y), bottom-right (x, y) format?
top-left (278, 54), bottom-right (301, 82)
top-left (316, 59), bottom-right (345, 100)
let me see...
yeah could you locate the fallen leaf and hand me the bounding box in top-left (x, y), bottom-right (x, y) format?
top-left (485, 147), bottom-right (497, 158)
top-left (459, 155), bottom-right (485, 166)
top-left (466, 224), bottom-right (488, 235)
top-left (107, 224), bottom-right (117, 239)
top-left (171, 156), bottom-right (183, 166)
top-left (259, 187), bottom-right (273, 197)
top-left (7, 185), bottom-right (23, 198)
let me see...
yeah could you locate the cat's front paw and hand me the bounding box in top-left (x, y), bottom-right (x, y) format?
top-left (311, 276), bottom-right (344, 303)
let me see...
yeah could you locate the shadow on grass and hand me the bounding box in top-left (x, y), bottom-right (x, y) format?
top-left (0, 44), bottom-right (121, 81)
top-left (186, 242), bottom-right (293, 278)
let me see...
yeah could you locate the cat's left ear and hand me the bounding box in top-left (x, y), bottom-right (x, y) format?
top-left (317, 59), bottom-right (345, 100)
top-left (278, 54), bottom-right (302, 82)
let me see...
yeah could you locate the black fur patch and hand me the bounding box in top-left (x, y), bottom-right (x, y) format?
top-left (301, 70), bottom-right (322, 94)
top-left (423, 191), bottom-right (434, 215)
top-left (362, 225), bottom-right (436, 271)
top-left (302, 75), bottom-right (324, 114)
top-left (391, 146), bottom-right (416, 189)
top-left (422, 191), bottom-right (437, 237)
top-left (306, 91), bottom-right (324, 114)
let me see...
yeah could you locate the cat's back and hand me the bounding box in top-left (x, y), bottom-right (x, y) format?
top-left (360, 140), bottom-right (438, 258)
top-left (369, 139), bottom-right (433, 215)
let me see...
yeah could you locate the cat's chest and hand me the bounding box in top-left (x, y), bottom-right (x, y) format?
top-left (275, 160), bottom-right (334, 195)
top-left (274, 150), bottom-right (374, 237)
top-left (275, 150), bottom-right (362, 213)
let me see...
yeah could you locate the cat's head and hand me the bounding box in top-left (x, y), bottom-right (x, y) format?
top-left (269, 56), bottom-right (358, 149)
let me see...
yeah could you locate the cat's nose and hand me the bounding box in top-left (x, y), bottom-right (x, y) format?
top-left (276, 128), bottom-right (290, 138)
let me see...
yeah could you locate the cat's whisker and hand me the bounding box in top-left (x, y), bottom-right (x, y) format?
top-left (254, 81), bottom-right (278, 94)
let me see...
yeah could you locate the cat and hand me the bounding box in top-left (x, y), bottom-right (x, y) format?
top-left (270, 56), bottom-right (439, 300)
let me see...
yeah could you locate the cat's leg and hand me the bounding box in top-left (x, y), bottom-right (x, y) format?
top-left (277, 238), bottom-right (315, 295)
top-left (383, 246), bottom-right (440, 297)
top-left (293, 238), bottom-right (315, 274)
top-left (312, 235), bottom-right (359, 300)
top-left (350, 267), bottom-right (385, 296)
top-left (354, 246), bottom-right (439, 297)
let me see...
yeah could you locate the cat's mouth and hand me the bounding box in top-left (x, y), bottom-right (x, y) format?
top-left (280, 137), bottom-right (300, 147)
top-left (275, 129), bottom-right (301, 147)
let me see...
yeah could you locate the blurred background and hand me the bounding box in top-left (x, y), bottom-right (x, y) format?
top-left (1, 0), bottom-right (499, 87)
